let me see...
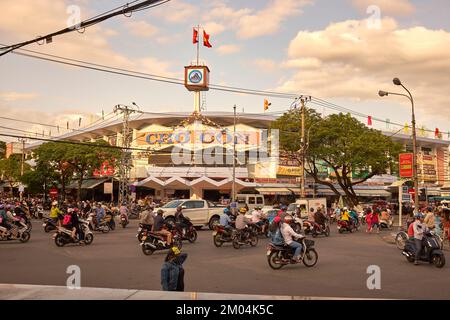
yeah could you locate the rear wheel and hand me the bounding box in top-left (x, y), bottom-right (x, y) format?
top-left (142, 243), bottom-right (154, 256)
top-left (303, 249), bottom-right (318, 267)
top-left (44, 224), bottom-right (53, 233)
top-left (395, 232), bottom-right (408, 250)
top-left (268, 251), bottom-right (284, 270)
top-left (188, 229), bottom-right (198, 243)
top-left (338, 228), bottom-right (344, 234)
top-left (325, 226), bottom-right (330, 237)
top-left (20, 231), bottom-right (31, 243)
top-left (121, 221), bottom-right (127, 228)
top-left (432, 254), bottom-right (445, 268)
top-left (55, 234), bottom-right (65, 247)
top-left (84, 233), bottom-right (94, 245)
top-left (213, 234), bottom-right (224, 247)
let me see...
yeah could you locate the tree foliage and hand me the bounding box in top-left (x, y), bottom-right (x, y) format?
top-left (0, 154), bottom-right (31, 194)
top-left (272, 111), bottom-right (403, 206)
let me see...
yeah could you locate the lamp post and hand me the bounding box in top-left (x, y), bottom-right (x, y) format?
top-left (379, 78), bottom-right (419, 215)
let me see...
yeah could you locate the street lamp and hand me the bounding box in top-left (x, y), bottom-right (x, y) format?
top-left (379, 78), bottom-right (419, 215)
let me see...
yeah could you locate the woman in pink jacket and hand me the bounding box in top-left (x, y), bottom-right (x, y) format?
top-left (371, 209), bottom-right (380, 234)
top-left (365, 208), bottom-right (373, 233)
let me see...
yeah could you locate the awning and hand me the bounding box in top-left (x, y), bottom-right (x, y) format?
top-left (389, 180), bottom-right (411, 187)
top-left (354, 189), bottom-right (391, 197)
top-left (66, 178), bottom-right (110, 190)
top-left (255, 187), bottom-right (292, 195)
top-left (288, 187), bottom-right (314, 194)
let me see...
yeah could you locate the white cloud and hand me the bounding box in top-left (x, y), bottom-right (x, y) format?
top-left (216, 44), bottom-right (240, 55)
top-left (126, 21), bottom-right (159, 38)
top-left (0, 92), bottom-right (38, 102)
top-left (202, 22), bottom-right (226, 36)
top-left (351, 0), bottom-right (415, 17)
top-left (278, 18), bottom-right (450, 119)
top-left (150, 1), bottom-right (196, 23)
top-left (253, 59), bottom-right (278, 72)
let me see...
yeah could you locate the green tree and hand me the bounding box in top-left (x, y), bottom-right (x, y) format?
top-left (272, 111), bottom-right (402, 206)
top-left (0, 141), bottom-right (6, 159)
top-left (20, 162), bottom-right (58, 195)
top-left (65, 140), bottom-right (120, 202)
top-left (0, 154), bottom-right (30, 195)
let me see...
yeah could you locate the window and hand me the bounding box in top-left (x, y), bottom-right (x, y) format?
top-left (184, 201), bottom-right (196, 209)
top-left (193, 201), bottom-right (205, 209)
top-left (256, 197), bottom-right (264, 204)
top-left (421, 147), bottom-right (432, 155)
top-left (248, 197), bottom-right (256, 204)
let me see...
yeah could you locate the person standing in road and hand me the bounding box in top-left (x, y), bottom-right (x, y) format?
top-left (161, 247), bottom-right (188, 291)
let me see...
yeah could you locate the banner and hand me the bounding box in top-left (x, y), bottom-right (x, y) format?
top-left (399, 153), bottom-right (413, 178)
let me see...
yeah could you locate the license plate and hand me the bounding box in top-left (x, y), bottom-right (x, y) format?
top-left (266, 250), bottom-right (271, 256)
top-left (142, 236), bottom-right (147, 241)
top-left (212, 231), bottom-right (217, 236)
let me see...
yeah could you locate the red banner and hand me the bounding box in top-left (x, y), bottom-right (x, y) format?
top-left (399, 153), bottom-right (413, 178)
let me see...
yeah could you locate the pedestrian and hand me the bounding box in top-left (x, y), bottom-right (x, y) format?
top-left (371, 209), bottom-right (380, 234)
top-left (161, 247), bottom-right (188, 292)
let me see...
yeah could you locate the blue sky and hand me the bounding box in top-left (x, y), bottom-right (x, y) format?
top-left (1, 0), bottom-right (450, 139)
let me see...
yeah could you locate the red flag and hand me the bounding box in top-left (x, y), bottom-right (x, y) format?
top-left (367, 116), bottom-right (372, 126)
top-left (203, 30), bottom-right (212, 48)
top-left (193, 28), bottom-right (198, 44)
top-left (435, 128), bottom-right (440, 138)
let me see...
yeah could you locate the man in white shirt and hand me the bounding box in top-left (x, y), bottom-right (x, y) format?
top-left (280, 215), bottom-right (305, 262)
top-left (412, 213), bottom-right (429, 265)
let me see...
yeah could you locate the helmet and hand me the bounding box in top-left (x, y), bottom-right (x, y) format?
top-left (239, 207), bottom-right (247, 214)
top-left (283, 215), bottom-right (293, 224)
top-left (280, 205), bottom-right (287, 211)
top-left (415, 213), bottom-right (424, 219)
top-left (223, 208), bottom-right (230, 214)
top-left (310, 208), bottom-right (315, 212)
top-left (343, 207), bottom-right (348, 211)
top-left (52, 201), bottom-right (58, 206)
top-left (67, 208), bottom-right (74, 213)
top-left (171, 246), bottom-right (181, 256)
top-left (0, 204), bottom-right (4, 210)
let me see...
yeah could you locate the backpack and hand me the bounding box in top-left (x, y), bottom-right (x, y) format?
top-left (268, 220), bottom-right (279, 233)
top-left (271, 228), bottom-right (284, 245)
top-left (63, 214), bottom-right (72, 226)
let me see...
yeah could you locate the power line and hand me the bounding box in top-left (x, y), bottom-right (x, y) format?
top-left (0, 0), bottom-right (170, 57)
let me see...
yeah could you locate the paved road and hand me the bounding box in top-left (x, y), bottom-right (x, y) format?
top-left (1, 220), bottom-right (449, 299)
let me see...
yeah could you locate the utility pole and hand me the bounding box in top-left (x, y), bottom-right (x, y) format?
top-left (300, 98), bottom-right (306, 198)
top-left (19, 138), bottom-right (26, 176)
top-left (232, 105), bottom-right (237, 205)
top-left (114, 104), bottom-right (139, 205)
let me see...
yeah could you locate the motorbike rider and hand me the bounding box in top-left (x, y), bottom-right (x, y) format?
top-left (235, 207), bottom-right (249, 240)
top-left (219, 208), bottom-right (234, 236)
top-left (280, 215), bottom-right (305, 263)
top-left (314, 207), bottom-right (327, 231)
top-left (349, 208), bottom-right (359, 227)
top-left (49, 201), bottom-right (62, 227)
top-left (152, 209), bottom-right (172, 245)
top-left (412, 213), bottom-right (429, 265)
top-left (139, 206), bottom-right (155, 230)
top-left (251, 206), bottom-right (266, 234)
top-left (119, 202), bottom-right (129, 224)
top-left (175, 206), bottom-right (188, 236)
top-left (0, 204), bottom-right (12, 236)
top-left (95, 202), bottom-right (105, 229)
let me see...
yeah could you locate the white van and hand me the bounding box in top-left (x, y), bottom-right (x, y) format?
top-left (287, 198), bottom-right (327, 219)
top-left (236, 194), bottom-right (265, 211)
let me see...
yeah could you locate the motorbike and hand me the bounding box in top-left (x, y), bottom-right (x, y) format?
top-left (136, 223), bottom-right (152, 242)
top-left (0, 218), bottom-right (31, 243)
top-left (232, 226), bottom-right (258, 249)
top-left (337, 219), bottom-right (357, 233)
top-left (54, 221), bottom-right (94, 247)
top-left (290, 215), bottom-right (303, 234)
top-left (380, 217), bottom-right (393, 230)
top-left (119, 212), bottom-right (129, 229)
top-left (86, 213), bottom-right (111, 233)
top-left (140, 227), bottom-right (182, 256)
top-left (175, 216), bottom-right (198, 243)
top-left (266, 238), bottom-right (318, 269)
top-left (311, 220), bottom-right (330, 238)
top-left (13, 212), bottom-right (32, 231)
top-left (248, 220), bottom-right (270, 238)
top-left (302, 220), bottom-right (314, 235)
top-left (43, 217), bottom-right (58, 233)
top-left (212, 224), bottom-right (237, 247)
top-left (402, 232), bottom-right (445, 268)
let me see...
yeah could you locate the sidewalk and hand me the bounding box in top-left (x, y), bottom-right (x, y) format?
top-left (0, 284), bottom-right (377, 300)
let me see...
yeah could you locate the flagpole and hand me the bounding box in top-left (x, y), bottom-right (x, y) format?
top-left (196, 25), bottom-right (200, 65)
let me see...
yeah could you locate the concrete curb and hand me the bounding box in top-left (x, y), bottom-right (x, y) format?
top-left (0, 284), bottom-right (382, 300)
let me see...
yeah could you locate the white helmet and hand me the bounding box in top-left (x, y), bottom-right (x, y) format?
top-left (52, 201), bottom-right (58, 206)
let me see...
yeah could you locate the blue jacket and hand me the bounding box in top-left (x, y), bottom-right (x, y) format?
top-left (161, 253), bottom-right (188, 291)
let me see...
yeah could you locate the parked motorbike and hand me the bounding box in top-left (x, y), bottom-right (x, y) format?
top-left (140, 228), bottom-right (182, 256)
top-left (266, 238), bottom-right (318, 269)
top-left (54, 221), bottom-right (94, 247)
top-left (213, 224), bottom-right (237, 247)
top-left (337, 219), bottom-right (357, 233)
top-left (0, 218), bottom-right (31, 243)
top-left (232, 226), bottom-right (258, 249)
top-left (402, 232), bottom-right (445, 268)
top-left (175, 216), bottom-right (198, 243)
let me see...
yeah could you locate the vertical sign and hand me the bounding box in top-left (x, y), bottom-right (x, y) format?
top-left (399, 153), bottom-right (413, 178)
